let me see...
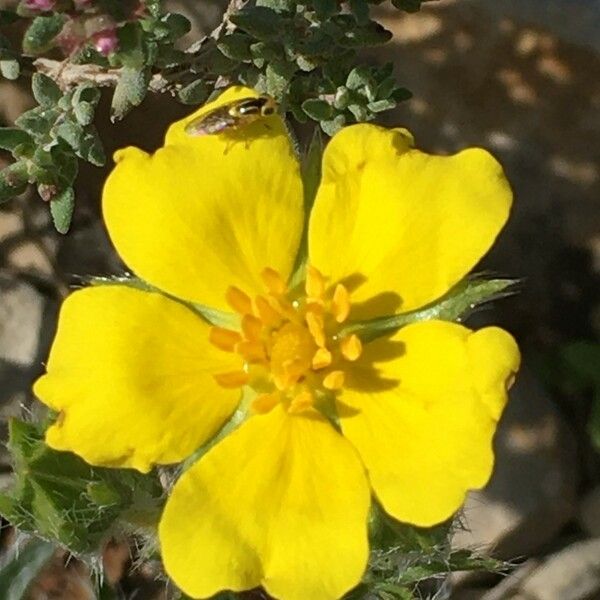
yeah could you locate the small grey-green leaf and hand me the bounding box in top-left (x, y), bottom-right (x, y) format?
top-left (320, 114), bottom-right (346, 136)
top-left (177, 79), bottom-right (210, 105)
top-left (230, 7), bottom-right (282, 41)
top-left (55, 120), bottom-right (84, 150)
top-left (266, 61), bottom-right (296, 98)
top-left (50, 187), bottom-right (75, 234)
top-left (0, 127), bottom-right (33, 152)
top-left (0, 162), bottom-right (29, 203)
top-left (111, 67), bottom-right (150, 121)
top-left (346, 66), bottom-right (370, 90)
top-left (367, 98), bottom-right (396, 113)
top-left (32, 73), bottom-right (62, 106)
top-left (217, 33), bottom-right (253, 61)
top-left (23, 14), bottom-right (66, 54)
top-left (0, 57), bottom-right (20, 80)
top-left (73, 101), bottom-right (95, 126)
top-left (301, 98), bottom-right (334, 121)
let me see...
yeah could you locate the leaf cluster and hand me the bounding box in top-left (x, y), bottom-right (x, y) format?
top-left (0, 74), bottom-right (104, 232)
top-left (0, 418), bottom-right (164, 556)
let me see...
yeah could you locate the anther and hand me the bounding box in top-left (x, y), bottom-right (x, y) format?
top-left (289, 391), bottom-right (314, 414)
top-left (340, 334), bottom-right (362, 361)
top-left (332, 284), bottom-right (351, 323)
top-left (312, 347), bottom-right (332, 370)
top-left (305, 265), bottom-right (326, 299)
top-left (235, 340), bottom-right (266, 362)
top-left (241, 314), bottom-right (263, 341)
top-left (305, 311), bottom-right (326, 348)
top-left (255, 295), bottom-right (282, 326)
top-left (252, 392), bottom-right (280, 414)
top-left (226, 286), bottom-right (253, 315)
top-left (261, 267), bottom-right (287, 295)
top-left (213, 370), bottom-right (250, 389)
top-left (323, 370), bottom-right (345, 390)
top-left (209, 327), bottom-right (242, 352)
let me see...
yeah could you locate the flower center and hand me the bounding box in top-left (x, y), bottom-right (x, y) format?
top-left (209, 266), bottom-right (363, 414)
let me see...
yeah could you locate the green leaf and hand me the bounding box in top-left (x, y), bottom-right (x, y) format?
top-left (50, 187), bottom-right (75, 233)
top-left (23, 14), bottom-right (66, 54)
top-left (113, 22), bottom-right (145, 68)
top-left (0, 161), bottom-right (29, 203)
top-left (0, 537), bottom-right (55, 600)
top-left (346, 66), bottom-right (370, 90)
top-left (0, 127), bottom-right (33, 152)
top-left (320, 113), bottom-right (346, 136)
top-left (55, 120), bottom-right (84, 150)
top-left (160, 12), bottom-right (192, 40)
top-left (367, 98), bottom-right (396, 113)
top-left (348, 0), bottom-right (370, 24)
top-left (217, 33), bottom-right (253, 61)
top-left (0, 57), bottom-right (20, 80)
top-left (177, 79), bottom-right (210, 105)
top-left (1, 419), bottom-right (164, 554)
top-left (313, 0), bottom-right (337, 20)
top-left (15, 106), bottom-right (58, 136)
top-left (78, 129), bottom-right (106, 166)
top-left (230, 7), bottom-right (283, 41)
top-left (343, 277), bottom-right (519, 342)
top-left (111, 66), bottom-right (150, 121)
top-left (72, 85), bottom-right (101, 125)
top-left (301, 98), bottom-right (334, 121)
top-left (32, 73), bottom-right (62, 107)
top-left (265, 61), bottom-right (296, 97)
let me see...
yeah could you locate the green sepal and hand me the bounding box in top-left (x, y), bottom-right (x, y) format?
top-left (0, 419), bottom-right (164, 556)
top-left (342, 277), bottom-right (520, 342)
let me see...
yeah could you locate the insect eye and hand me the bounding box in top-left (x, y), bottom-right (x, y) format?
top-left (261, 106), bottom-right (275, 116)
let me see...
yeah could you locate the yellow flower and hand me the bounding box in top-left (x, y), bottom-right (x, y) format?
top-left (34, 87), bottom-right (520, 600)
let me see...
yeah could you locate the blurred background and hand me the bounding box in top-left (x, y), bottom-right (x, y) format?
top-left (1, 0), bottom-right (599, 598)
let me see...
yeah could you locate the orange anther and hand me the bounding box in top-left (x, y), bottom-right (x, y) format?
top-left (209, 327), bottom-right (242, 352)
top-left (323, 370), bottom-right (345, 390)
top-left (305, 265), bottom-right (326, 299)
top-left (305, 311), bottom-right (325, 348)
top-left (340, 334), bottom-right (362, 361)
top-left (312, 347), bottom-right (332, 370)
top-left (289, 391), bottom-right (314, 414)
top-left (332, 284), bottom-right (351, 323)
top-left (213, 370), bottom-right (250, 389)
top-left (255, 295), bottom-right (282, 326)
top-left (241, 314), bottom-right (263, 341)
top-left (235, 340), bottom-right (266, 362)
top-left (226, 286), bottom-right (253, 315)
top-left (261, 267), bottom-right (287, 295)
top-left (252, 392), bottom-right (280, 414)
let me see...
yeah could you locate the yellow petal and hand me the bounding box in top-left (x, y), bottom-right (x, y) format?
top-left (309, 124), bottom-right (512, 319)
top-left (338, 320), bottom-right (520, 527)
top-left (103, 87), bottom-right (304, 311)
top-left (159, 405), bottom-right (369, 600)
top-left (33, 286), bottom-right (243, 473)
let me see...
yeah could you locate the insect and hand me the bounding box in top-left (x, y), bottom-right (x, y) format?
top-left (185, 95), bottom-right (278, 136)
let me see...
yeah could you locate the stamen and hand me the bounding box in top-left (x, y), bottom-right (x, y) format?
top-left (340, 334), bottom-right (362, 361)
top-left (312, 347), bottom-right (332, 370)
top-left (323, 370), bottom-right (345, 390)
top-left (261, 268), bottom-right (287, 295)
top-left (332, 284), bottom-right (351, 323)
top-left (209, 327), bottom-right (242, 352)
top-left (305, 265), bottom-right (326, 299)
top-left (255, 295), bottom-right (282, 326)
top-left (235, 340), bottom-right (266, 362)
top-left (241, 314), bottom-right (263, 341)
top-left (305, 311), bottom-right (326, 348)
top-left (252, 392), bottom-right (280, 414)
top-left (226, 286), bottom-right (253, 315)
top-left (213, 370), bottom-right (250, 389)
top-left (289, 391), bottom-right (314, 414)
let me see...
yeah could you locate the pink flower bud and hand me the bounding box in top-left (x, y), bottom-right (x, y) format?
top-left (24, 0), bottom-right (56, 11)
top-left (92, 27), bottom-right (118, 56)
